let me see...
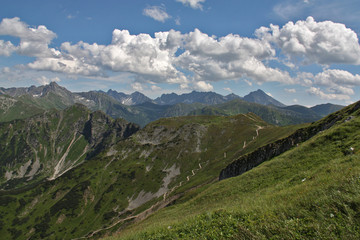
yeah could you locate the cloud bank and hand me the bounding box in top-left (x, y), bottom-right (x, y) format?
top-left (0, 17), bottom-right (59, 58)
top-left (256, 16), bottom-right (360, 65)
top-left (1, 16), bottom-right (360, 100)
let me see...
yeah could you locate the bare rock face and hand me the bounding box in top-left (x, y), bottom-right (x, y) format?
top-left (83, 110), bottom-right (140, 158)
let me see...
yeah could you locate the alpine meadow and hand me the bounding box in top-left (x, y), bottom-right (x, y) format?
top-left (1, 0), bottom-right (360, 239)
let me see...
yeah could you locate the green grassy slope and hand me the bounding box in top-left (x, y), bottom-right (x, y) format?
top-left (0, 113), bottom-right (299, 239)
top-left (0, 95), bottom-right (44, 122)
top-left (189, 99), bottom-right (323, 126)
top-left (110, 101), bottom-right (360, 239)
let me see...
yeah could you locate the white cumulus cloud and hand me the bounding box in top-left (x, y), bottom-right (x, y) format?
top-left (0, 40), bottom-right (16, 56)
top-left (131, 82), bottom-right (144, 91)
top-left (36, 76), bottom-right (61, 85)
top-left (143, 5), bottom-right (171, 22)
top-left (176, 28), bottom-right (293, 84)
top-left (298, 69), bottom-right (359, 97)
top-left (285, 88), bottom-right (296, 93)
top-left (151, 85), bottom-right (162, 91)
top-left (223, 87), bottom-right (232, 92)
top-left (307, 87), bottom-right (350, 100)
top-left (194, 81), bottom-right (213, 91)
top-left (0, 17), bottom-right (59, 58)
top-left (256, 16), bottom-right (360, 65)
top-left (176, 0), bottom-right (206, 10)
top-left (314, 69), bottom-right (360, 86)
top-left (29, 29), bottom-right (188, 84)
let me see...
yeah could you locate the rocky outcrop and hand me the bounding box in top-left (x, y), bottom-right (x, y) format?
top-left (84, 110), bottom-right (140, 158)
top-left (0, 104), bottom-right (140, 189)
top-left (219, 100), bottom-right (360, 180)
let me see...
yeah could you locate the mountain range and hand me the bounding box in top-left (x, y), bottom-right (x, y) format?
top-left (0, 81), bottom-right (359, 239)
top-left (0, 82), bottom-right (344, 127)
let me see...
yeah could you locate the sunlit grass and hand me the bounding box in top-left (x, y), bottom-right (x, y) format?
top-left (110, 110), bottom-right (360, 239)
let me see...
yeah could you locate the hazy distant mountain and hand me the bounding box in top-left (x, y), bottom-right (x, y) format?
top-left (244, 89), bottom-right (286, 107)
top-left (105, 90), bottom-right (153, 105)
top-left (0, 82), bottom-right (93, 110)
top-left (281, 105), bottom-right (319, 121)
top-left (154, 91), bottom-right (241, 105)
top-left (0, 82), bottom-right (73, 100)
top-left (188, 99), bottom-right (320, 126)
top-left (310, 103), bottom-right (344, 117)
top-left (0, 82), bottom-right (345, 127)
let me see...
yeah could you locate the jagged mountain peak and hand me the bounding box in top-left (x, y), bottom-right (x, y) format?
top-left (104, 89), bottom-right (152, 105)
top-left (244, 89), bottom-right (286, 107)
top-left (154, 90), bottom-right (234, 105)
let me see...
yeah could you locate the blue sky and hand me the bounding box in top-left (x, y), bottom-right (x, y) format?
top-left (1, 0), bottom-right (360, 106)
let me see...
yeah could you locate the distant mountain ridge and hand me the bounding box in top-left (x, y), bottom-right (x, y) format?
top-left (154, 91), bottom-right (241, 105)
top-left (0, 82), bottom-right (344, 127)
top-left (104, 89), bottom-right (153, 105)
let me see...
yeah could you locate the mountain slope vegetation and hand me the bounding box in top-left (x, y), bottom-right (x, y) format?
top-left (0, 111), bottom-right (300, 239)
top-left (0, 104), bottom-right (139, 190)
top-left (109, 101), bottom-right (360, 240)
top-left (189, 99), bottom-right (322, 126)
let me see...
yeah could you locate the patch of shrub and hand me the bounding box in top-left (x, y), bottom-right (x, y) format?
top-left (50, 181), bottom-right (90, 217)
top-left (7, 227), bottom-right (22, 239)
top-left (0, 196), bottom-right (16, 206)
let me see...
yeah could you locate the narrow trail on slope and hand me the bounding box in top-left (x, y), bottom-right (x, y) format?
top-left (243, 125), bottom-right (264, 150)
top-left (74, 125), bottom-right (265, 239)
top-left (164, 162), bottom-right (205, 200)
top-left (75, 161), bottom-right (207, 239)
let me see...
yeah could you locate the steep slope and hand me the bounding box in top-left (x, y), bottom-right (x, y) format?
top-left (219, 100), bottom-right (358, 180)
top-left (0, 113), bottom-right (300, 239)
top-left (77, 91), bottom-right (137, 120)
top-left (244, 89), bottom-right (286, 107)
top-left (0, 104), bottom-right (139, 189)
top-left (113, 100), bottom-right (360, 240)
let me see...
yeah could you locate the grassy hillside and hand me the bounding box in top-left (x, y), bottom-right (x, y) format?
top-left (111, 101), bottom-right (360, 239)
top-left (0, 95), bottom-right (44, 122)
top-left (188, 99), bottom-right (322, 126)
top-left (0, 113), bottom-right (300, 239)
